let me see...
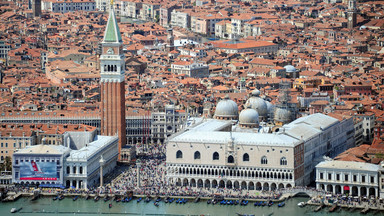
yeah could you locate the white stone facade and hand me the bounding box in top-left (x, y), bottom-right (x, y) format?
top-left (316, 160), bottom-right (380, 197)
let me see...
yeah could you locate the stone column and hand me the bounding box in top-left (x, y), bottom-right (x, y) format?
top-left (358, 186), bottom-right (361, 196)
top-left (99, 155), bottom-right (105, 188)
top-left (137, 159), bottom-right (141, 188)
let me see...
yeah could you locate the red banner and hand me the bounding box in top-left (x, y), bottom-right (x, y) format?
top-left (20, 177), bottom-right (57, 180)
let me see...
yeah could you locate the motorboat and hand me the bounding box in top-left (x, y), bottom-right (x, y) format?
top-left (297, 202), bottom-right (306, 207)
top-left (278, 202), bottom-right (285, 207)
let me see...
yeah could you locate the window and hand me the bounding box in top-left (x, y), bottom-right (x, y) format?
top-left (243, 153), bottom-right (249, 162)
top-left (176, 150), bottom-right (183, 159)
top-left (345, 174), bottom-right (348, 181)
top-left (79, 166), bottom-right (83, 174)
top-left (353, 175), bottom-right (357, 182)
top-left (261, 156), bottom-right (268, 164)
top-left (67, 166), bottom-right (70, 174)
top-left (320, 173), bottom-right (323, 179)
top-left (280, 157), bottom-right (287, 165)
top-left (73, 166), bottom-right (76, 174)
top-left (362, 176), bottom-right (366, 183)
top-left (328, 173), bottom-right (332, 180)
top-left (336, 174), bottom-right (340, 181)
top-left (227, 155), bottom-right (234, 163)
top-left (213, 152), bottom-right (219, 160)
top-left (194, 151), bottom-right (201, 160)
top-left (371, 176), bottom-right (375, 183)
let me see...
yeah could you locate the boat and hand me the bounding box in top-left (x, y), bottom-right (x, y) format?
top-left (297, 202), bottom-right (306, 207)
top-left (268, 201), bottom-right (274, 207)
top-left (85, 195), bottom-right (90, 200)
top-left (145, 197), bottom-right (151, 203)
top-left (73, 196), bottom-right (78, 201)
top-left (104, 196), bottom-right (110, 202)
top-left (361, 207), bottom-right (370, 214)
top-left (194, 197), bottom-right (200, 203)
top-left (169, 198), bottom-right (174, 203)
top-left (10, 207), bottom-right (22, 213)
top-left (137, 197), bottom-right (142, 203)
top-left (126, 197), bottom-right (132, 202)
top-left (314, 204), bottom-right (323, 212)
top-left (329, 204), bottom-right (337, 212)
top-left (278, 202), bottom-right (285, 207)
top-left (94, 196), bottom-right (100, 202)
top-left (116, 198), bottom-right (121, 202)
top-left (207, 199), bottom-right (211, 204)
top-left (235, 200), bottom-right (239, 205)
top-left (156, 197), bottom-right (161, 202)
top-left (154, 202), bottom-right (159, 207)
top-left (58, 195), bottom-right (64, 201)
top-left (53, 196), bottom-right (58, 201)
top-left (109, 203), bottom-right (112, 208)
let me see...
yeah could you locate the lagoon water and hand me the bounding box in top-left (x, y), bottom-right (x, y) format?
top-left (1, 197), bottom-right (384, 216)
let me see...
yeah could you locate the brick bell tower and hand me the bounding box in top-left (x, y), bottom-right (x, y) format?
top-left (100, 4), bottom-right (126, 161)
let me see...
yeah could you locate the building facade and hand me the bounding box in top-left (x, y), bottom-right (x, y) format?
top-left (42, 0), bottom-right (96, 13)
top-left (316, 160), bottom-right (379, 197)
top-left (171, 61), bottom-right (209, 78)
top-left (64, 136), bottom-right (118, 189)
top-left (12, 145), bottom-right (70, 186)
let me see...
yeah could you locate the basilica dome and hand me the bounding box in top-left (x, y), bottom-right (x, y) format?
top-left (239, 107), bottom-right (259, 128)
top-left (214, 95), bottom-right (239, 119)
top-left (274, 107), bottom-right (291, 124)
top-left (245, 89), bottom-right (267, 117)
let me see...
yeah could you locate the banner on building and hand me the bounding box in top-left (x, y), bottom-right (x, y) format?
top-left (20, 161), bottom-right (58, 180)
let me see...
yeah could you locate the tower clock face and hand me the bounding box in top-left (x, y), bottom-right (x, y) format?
top-left (107, 48), bottom-right (114, 54)
top-left (348, 16), bottom-right (353, 21)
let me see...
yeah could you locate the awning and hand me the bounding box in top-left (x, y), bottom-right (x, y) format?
top-left (344, 186), bottom-right (350, 191)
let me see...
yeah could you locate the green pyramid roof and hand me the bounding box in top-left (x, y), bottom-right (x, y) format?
top-left (103, 8), bottom-right (122, 43)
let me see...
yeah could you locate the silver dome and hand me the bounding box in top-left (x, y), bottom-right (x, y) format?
top-left (245, 96), bottom-right (267, 117)
top-left (239, 108), bottom-right (259, 126)
top-left (284, 65), bottom-right (296, 73)
top-left (251, 89), bottom-right (261, 97)
top-left (265, 101), bottom-right (275, 114)
top-left (274, 107), bottom-right (291, 123)
top-left (214, 95), bottom-right (239, 118)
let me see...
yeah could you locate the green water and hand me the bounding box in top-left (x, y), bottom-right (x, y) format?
top-left (1, 197), bottom-right (383, 216)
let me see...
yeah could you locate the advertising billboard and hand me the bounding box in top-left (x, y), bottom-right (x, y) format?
top-left (20, 161), bottom-right (58, 181)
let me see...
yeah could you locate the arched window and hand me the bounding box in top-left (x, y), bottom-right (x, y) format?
top-left (243, 153), bottom-right (249, 162)
top-left (194, 151), bottom-right (201, 160)
top-left (280, 157), bottom-right (287, 166)
top-left (176, 150), bottom-right (183, 159)
top-left (213, 152), bottom-right (219, 160)
top-left (114, 65), bottom-right (117, 72)
top-left (67, 166), bottom-right (70, 174)
top-left (227, 155), bottom-right (234, 163)
top-left (79, 166), bottom-right (83, 174)
top-left (73, 166), bottom-right (76, 174)
top-left (261, 156), bottom-right (268, 165)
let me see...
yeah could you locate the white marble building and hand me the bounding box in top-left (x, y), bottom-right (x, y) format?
top-left (166, 95), bottom-right (355, 191)
top-left (316, 160), bottom-right (380, 197)
top-left (64, 136), bottom-right (118, 189)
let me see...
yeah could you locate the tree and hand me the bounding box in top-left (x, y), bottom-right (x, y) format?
top-left (0, 156), bottom-right (12, 172)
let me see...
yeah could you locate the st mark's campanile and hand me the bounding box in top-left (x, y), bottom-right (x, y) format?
top-left (100, 5), bottom-right (126, 161)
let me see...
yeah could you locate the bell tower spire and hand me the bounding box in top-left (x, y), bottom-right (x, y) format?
top-left (100, 4), bottom-right (126, 161)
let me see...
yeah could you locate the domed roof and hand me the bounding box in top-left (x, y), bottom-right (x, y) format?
top-left (251, 89), bottom-right (261, 97)
top-left (284, 65), bottom-right (296, 73)
top-left (274, 107), bottom-right (291, 123)
top-left (214, 95), bottom-right (239, 118)
top-left (245, 95), bottom-right (267, 117)
top-left (239, 108), bottom-right (259, 125)
top-left (265, 101), bottom-right (275, 114)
